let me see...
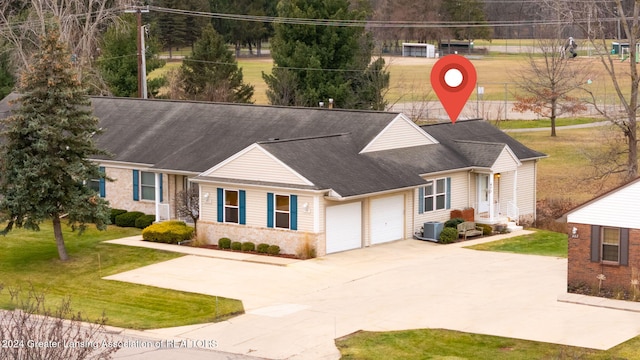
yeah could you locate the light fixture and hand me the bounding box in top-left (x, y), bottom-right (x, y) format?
top-left (303, 202), bottom-right (310, 213)
top-left (571, 227), bottom-right (578, 238)
top-left (495, 173), bottom-right (501, 179)
top-left (203, 192), bottom-right (210, 204)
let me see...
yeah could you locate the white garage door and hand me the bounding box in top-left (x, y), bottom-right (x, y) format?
top-left (326, 202), bottom-right (362, 254)
top-left (370, 195), bottom-right (405, 245)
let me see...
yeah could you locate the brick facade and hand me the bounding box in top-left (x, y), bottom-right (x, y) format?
top-left (567, 222), bottom-right (640, 293)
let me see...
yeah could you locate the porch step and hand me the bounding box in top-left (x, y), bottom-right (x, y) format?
top-left (507, 221), bottom-right (523, 232)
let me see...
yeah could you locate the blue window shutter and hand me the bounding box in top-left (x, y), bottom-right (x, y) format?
top-left (620, 228), bottom-right (629, 266)
top-left (290, 195), bottom-right (298, 230)
top-left (239, 190), bottom-right (246, 225)
top-left (446, 177), bottom-right (452, 209)
top-left (99, 166), bottom-right (106, 198)
top-left (590, 225), bottom-right (600, 262)
top-left (159, 173), bottom-right (163, 202)
top-left (132, 170), bottom-right (139, 201)
top-left (217, 188), bottom-right (224, 223)
top-left (418, 187), bottom-right (424, 214)
top-left (267, 193), bottom-right (274, 228)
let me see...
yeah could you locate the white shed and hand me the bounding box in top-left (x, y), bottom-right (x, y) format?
top-left (402, 43), bottom-right (436, 58)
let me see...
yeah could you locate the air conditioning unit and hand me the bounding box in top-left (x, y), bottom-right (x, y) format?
top-left (423, 221), bottom-right (444, 241)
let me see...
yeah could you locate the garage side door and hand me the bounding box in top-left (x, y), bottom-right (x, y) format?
top-left (370, 195), bottom-right (404, 245)
top-left (326, 202), bottom-right (362, 254)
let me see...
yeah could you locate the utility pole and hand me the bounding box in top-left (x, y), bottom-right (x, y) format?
top-left (125, 5), bottom-right (149, 98)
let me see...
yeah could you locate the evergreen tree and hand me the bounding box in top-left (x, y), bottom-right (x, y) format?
top-left (0, 25), bottom-right (110, 261)
top-left (153, 0), bottom-right (187, 58)
top-left (263, 0), bottom-right (388, 109)
top-left (181, 24), bottom-right (254, 103)
top-left (98, 15), bottom-right (165, 97)
top-left (442, 0), bottom-right (492, 42)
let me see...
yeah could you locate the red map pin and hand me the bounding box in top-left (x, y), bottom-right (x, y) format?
top-left (430, 54), bottom-right (477, 124)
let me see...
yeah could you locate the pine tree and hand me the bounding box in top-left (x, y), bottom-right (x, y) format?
top-left (0, 25), bottom-right (110, 261)
top-left (181, 24), bottom-right (254, 103)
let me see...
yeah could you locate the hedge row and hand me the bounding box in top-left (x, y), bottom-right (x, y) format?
top-left (109, 209), bottom-right (155, 229)
top-left (142, 221), bottom-right (194, 244)
top-left (218, 238), bottom-right (280, 255)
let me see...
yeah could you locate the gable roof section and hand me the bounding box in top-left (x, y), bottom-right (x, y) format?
top-left (422, 119), bottom-right (547, 161)
top-left (259, 134), bottom-right (427, 198)
top-left (565, 177), bottom-right (640, 229)
top-left (454, 141), bottom-right (521, 171)
top-left (360, 114), bottom-right (438, 153)
top-left (78, 97), bottom-right (398, 173)
top-left (201, 143), bottom-right (314, 186)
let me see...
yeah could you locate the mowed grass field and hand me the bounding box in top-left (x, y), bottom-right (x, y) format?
top-left (152, 51), bottom-right (635, 105)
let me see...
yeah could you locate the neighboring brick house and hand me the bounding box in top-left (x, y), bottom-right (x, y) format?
top-left (0, 93), bottom-right (545, 256)
top-left (565, 178), bottom-right (640, 295)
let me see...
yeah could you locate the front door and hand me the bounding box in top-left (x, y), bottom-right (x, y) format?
top-left (477, 174), bottom-right (490, 213)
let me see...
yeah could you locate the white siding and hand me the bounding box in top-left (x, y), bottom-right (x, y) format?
top-left (491, 148), bottom-right (520, 173)
top-left (207, 146), bottom-right (311, 186)
top-left (198, 183), bottom-right (318, 232)
top-left (568, 180), bottom-right (640, 228)
top-left (516, 161), bottom-right (537, 219)
top-left (361, 117), bottom-right (437, 153)
top-left (413, 172), bottom-right (469, 232)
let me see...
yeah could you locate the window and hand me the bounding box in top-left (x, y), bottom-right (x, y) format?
top-left (224, 190), bottom-right (239, 223)
top-left (423, 178), bottom-right (447, 212)
top-left (88, 167), bottom-right (105, 197)
top-left (140, 171), bottom-right (156, 201)
top-left (275, 195), bottom-right (290, 229)
top-left (602, 227), bottom-right (620, 263)
top-left (88, 179), bottom-right (100, 194)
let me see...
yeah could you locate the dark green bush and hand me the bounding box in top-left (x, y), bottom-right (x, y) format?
top-left (218, 238), bottom-right (232, 249)
top-left (110, 209), bottom-right (127, 224)
top-left (241, 242), bottom-right (255, 252)
top-left (257, 243), bottom-right (270, 253)
top-left (115, 211), bottom-right (144, 227)
top-left (135, 214), bottom-right (156, 229)
top-left (231, 241), bottom-right (242, 251)
top-left (478, 223), bottom-right (493, 236)
top-left (267, 245), bottom-right (280, 255)
top-left (444, 217), bottom-right (465, 228)
top-left (142, 221), bottom-right (194, 244)
top-left (438, 227), bottom-right (459, 244)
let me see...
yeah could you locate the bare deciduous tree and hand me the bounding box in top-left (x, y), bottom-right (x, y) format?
top-left (547, 0), bottom-right (640, 180)
top-left (176, 187), bottom-right (199, 236)
top-left (512, 37), bottom-right (590, 137)
top-left (0, 0), bottom-right (127, 85)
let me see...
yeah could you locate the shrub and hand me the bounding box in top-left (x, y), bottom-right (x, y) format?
top-left (438, 227), bottom-right (458, 244)
top-left (218, 237), bottom-right (232, 249)
top-left (241, 242), bottom-right (255, 252)
top-left (267, 245), bottom-right (280, 255)
top-left (115, 211), bottom-right (144, 227)
top-left (231, 241), bottom-right (242, 251)
top-left (478, 223), bottom-right (493, 236)
top-left (257, 243), bottom-right (270, 253)
top-left (110, 209), bottom-right (127, 224)
top-left (135, 214), bottom-right (156, 229)
top-left (444, 217), bottom-right (465, 229)
top-left (142, 221), bottom-right (194, 244)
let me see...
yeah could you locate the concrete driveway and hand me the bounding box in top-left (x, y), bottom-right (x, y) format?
top-left (106, 234), bottom-right (640, 359)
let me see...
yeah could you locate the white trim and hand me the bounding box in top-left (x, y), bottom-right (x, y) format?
top-left (324, 184), bottom-right (420, 201)
top-left (200, 143), bottom-right (315, 186)
top-left (190, 177), bottom-right (328, 194)
top-left (273, 193), bottom-right (291, 229)
top-left (155, 172), bottom-right (161, 222)
top-left (359, 114), bottom-right (439, 154)
top-left (91, 159), bottom-right (153, 170)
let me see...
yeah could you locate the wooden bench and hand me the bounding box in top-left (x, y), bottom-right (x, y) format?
top-left (457, 221), bottom-right (483, 240)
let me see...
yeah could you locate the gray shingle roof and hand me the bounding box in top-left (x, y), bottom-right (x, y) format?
top-left (0, 94), bottom-right (546, 198)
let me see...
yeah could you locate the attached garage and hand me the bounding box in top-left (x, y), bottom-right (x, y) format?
top-left (325, 202), bottom-right (362, 254)
top-left (370, 195), bottom-right (405, 245)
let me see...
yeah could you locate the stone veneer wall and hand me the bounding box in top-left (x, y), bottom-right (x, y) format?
top-left (198, 221), bottom-right (326, 257)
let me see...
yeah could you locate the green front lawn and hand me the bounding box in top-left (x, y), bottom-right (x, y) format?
top-left (0, 221), bottom-right (244, 329)
top-left (465, 229), bottom-right (568, 258)
top-left (495, 117), bottom-right (602, 130)
top-left (337, 328), bottom-right (640, 359)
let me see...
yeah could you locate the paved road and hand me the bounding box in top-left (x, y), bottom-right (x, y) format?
top-left (106, 233), bottom-right (640, 359)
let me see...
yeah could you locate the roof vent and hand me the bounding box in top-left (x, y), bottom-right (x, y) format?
top-left (268, 138), bottom-right (279, 141)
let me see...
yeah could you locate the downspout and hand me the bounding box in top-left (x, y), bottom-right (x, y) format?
top-left (155, 173), bottom-right (161, 222)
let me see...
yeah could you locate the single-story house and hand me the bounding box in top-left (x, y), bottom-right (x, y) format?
top-left (0, 94), bottom-right (546, 256)
top-left (565, 178), bottom-right (640, 293)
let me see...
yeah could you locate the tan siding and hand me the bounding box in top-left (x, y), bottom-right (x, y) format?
top-left (199, 184), bottom-right (218, 222)
top-left (362, 118), bottom-right (436, 153)
top-left (413, 172), bottom-right (469, 233)
top-left (497, 171), bottom-right (516, 209)
top-left (491, 148), bottom-right (519, 173)
top-left (209, 146), bottom-right (310, 185)
top-left (516, 162), bottom-right (537, 219)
